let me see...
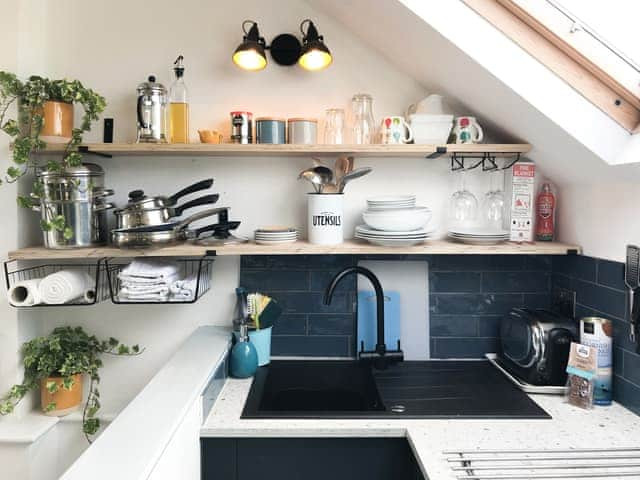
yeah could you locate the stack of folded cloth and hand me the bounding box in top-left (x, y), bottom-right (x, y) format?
top-left (117, 259), bottom-right (198, 302)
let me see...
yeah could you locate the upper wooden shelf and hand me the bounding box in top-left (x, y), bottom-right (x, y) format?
top-left (8, 240), bottom-right (579, 260)
top-left (37, 143), bottom-right (532, 158)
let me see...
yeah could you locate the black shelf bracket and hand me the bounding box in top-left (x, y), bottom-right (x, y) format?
top-left (79, 146), bottom-right (112, 158)
top-left (426, 146), bottom-right (448, 159)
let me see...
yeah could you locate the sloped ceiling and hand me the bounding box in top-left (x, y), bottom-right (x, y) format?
top-left (308, 0), bottom-right (640, 186)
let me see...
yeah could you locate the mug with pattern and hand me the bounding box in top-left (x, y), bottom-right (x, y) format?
top-left (380, 116), bottom-right (413, 144)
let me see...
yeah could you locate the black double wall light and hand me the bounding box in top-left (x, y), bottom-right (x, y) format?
top-left (232, 19), bottom-right (332, 72)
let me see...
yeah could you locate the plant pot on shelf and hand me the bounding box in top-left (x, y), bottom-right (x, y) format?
top-left (40, 100), bottom-right (74, 143)
top-left (40, 373), bottom-right (83, 416)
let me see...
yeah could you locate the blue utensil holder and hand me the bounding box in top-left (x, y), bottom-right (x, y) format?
top-left (233, 327), bottom-right (272, 366)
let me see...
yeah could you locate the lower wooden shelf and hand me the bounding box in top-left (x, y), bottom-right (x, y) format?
top-left (7, 239), bottom-right (580, 260)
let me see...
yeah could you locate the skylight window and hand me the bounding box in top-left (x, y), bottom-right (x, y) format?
top-left (464, 0), bottom-right (640, 131)
top-left (553, 0), bottom-right (640, 69)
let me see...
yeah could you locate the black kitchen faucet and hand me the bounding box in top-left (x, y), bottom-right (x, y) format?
top-left (324, 266), bottom-right (404, 370)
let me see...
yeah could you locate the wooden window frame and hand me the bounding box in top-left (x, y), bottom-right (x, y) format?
top-left (462, 0), bottom-right (640, 132)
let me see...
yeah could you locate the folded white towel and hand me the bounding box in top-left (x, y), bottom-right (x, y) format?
top-left (118, 291), bottom-right (170, 301)
top-left (39, 271), bottom-right (93, 305)
top-left (120, 284), bottom-right (169, 296)
top-left (118, 259), bottom-right (179, 281)
top-left (169, 275), bottom-right (197, 300)
top-left (8, 279), bottom-right (43, 307)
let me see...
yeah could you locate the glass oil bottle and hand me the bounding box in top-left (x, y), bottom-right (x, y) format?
top-left (169, 55), bottom-right (189, 143)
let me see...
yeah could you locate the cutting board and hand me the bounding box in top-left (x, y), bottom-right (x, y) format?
top-left (357, 260), bottom-right (429, 360)
top-left (357, 291), bottom-right (401, 352)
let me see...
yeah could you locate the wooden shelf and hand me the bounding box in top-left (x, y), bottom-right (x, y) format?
top-left (8, 240), bottom-right (579, 260)
top-left (37, 143), bottom-right (531, 157)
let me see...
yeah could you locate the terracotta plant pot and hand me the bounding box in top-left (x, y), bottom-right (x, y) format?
top-left (40, 100), bottom-right (74, 143)
top-left (40, 373), bottom-right (83, 416)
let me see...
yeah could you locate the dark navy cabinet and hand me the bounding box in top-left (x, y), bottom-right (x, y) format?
top-left (201, 437), bottom-right (425, 480)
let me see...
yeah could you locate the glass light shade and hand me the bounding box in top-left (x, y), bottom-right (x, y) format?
top-left (233, 46), bottom-right (267, 71)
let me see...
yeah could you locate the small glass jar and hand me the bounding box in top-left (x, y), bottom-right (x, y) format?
top-left (351, 94), bottom-right (375, 144)
top-left (323, 108), bottom-right (345, 144)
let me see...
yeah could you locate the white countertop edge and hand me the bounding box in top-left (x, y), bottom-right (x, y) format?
top-left (60, 325), bottom-right (231, 480)
top-left (0, 414), bottom-right (59, 444)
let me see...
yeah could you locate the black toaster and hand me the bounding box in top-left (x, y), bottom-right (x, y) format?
top-left (500, 308), bottom-right (577, 386)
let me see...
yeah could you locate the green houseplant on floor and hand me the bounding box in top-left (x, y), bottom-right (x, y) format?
top-left (0, 326), bottom-right (143, 442)
top-left (0, 72), bottom-right (106, 236)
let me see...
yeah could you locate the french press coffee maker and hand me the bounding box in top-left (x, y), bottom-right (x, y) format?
top-left (136, 75), bottom-right (168, 143)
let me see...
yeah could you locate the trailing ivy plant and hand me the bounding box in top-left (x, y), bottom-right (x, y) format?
top-left (0, 72), bottom-right (106, 236)
top-left (0, 326), bottom-right (143, 443)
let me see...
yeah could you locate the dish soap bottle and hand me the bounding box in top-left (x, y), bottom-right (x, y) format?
top-left (169, 55), bottom-right (189, 143)
top-left (230, 324), bottom-right (258, 378)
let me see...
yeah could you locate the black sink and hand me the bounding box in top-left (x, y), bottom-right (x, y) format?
top-left (241, 360), bottom-right (550, 419)
top-left (242, 361), bottom-right (385, 417)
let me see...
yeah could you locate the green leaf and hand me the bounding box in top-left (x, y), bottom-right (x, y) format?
top-left (46, 381), bottom-right (58, 393)
top-left (44, 402), bottom-right (57, 413)
top-left (83, 418), bottom-right (100, 435)
top-left (63, 227), bottom-right (74, 240)
top-left (6, 166), bottom-right (21, 179)
top-left (16, 196), bottom-right (33, 209)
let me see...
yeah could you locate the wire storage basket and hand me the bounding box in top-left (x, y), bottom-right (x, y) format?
top-left (4, 260), bottom-right (107, 307)
top-left (105, 256), bottom-right (214, 305)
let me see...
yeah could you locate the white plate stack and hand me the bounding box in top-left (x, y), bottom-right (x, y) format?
top-left (356, 196), bottom-right (435, 247)
top-left (448, 227), bottom-right (510, 245)
top-left (366, 195), bottom-right (416, 211)
top-left (254, 227), bottom-right (298, 245)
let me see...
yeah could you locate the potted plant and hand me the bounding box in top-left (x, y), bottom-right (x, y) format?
top-left (0, 326), bottom-right (142, 442)
top-left (0, 72), bottom-right (106, 234)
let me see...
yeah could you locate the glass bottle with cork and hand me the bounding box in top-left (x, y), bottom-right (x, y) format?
top-left (169, 55), bottom-right (189, 143)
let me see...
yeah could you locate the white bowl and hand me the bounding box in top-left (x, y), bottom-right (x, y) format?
top-left (362, 207), bottom-right (432, 231)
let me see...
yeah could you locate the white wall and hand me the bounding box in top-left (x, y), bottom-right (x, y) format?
top-left (3, 0), bottom-right (474, 414)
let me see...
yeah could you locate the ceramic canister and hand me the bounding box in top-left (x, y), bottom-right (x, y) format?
top-left (288, 118), bottom-right (317, 144)
top-left (255, 118), bottom-right (286, 144)
top-left (308, 193), bottom-right (343, 245)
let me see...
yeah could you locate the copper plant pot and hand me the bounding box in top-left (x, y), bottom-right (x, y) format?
top-left (40, 373), bottom-right (83, 416)
top-left (40, 100), bottom-right (74, 143)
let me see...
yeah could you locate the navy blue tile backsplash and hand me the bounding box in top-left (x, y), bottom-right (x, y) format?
top-left (240, 253), bottom-right (639, 415)
top-left (551, 255), bottom-right (640, 415)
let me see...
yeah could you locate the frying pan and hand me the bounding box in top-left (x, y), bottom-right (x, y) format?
top-left (111, 207), bottom-right (228, 248)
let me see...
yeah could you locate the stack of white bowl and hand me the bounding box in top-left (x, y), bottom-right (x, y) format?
top-left (356, 196), bottom-right (435, 247)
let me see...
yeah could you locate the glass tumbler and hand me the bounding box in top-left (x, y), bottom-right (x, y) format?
top-left (323, 108), bottom-right (345, 144)
top-left (351, 93), bottom-right (375, 144)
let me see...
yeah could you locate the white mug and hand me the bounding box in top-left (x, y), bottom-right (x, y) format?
top-left (308, 193), bottom-right (343, 245)
top-left (380, 116), bottom-right (413, 144)
top-left (453, 116), bottom-right (484, 144)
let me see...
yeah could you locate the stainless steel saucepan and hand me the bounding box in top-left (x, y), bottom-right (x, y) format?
top-left (111, 207), bottom-right (228, 248)
top-left (124, 178), bottom-right (214, 212)
top-left (114, 193), bottom-right (220, 229)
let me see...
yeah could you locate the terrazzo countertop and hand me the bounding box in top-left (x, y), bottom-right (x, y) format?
top-left (201, 377), bottom-right (640, 480)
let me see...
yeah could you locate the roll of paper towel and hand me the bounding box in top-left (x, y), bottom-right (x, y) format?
top-left (8, 279), bottom-right (43, 307)
top-left (39, 270), bottom-right (94, 305)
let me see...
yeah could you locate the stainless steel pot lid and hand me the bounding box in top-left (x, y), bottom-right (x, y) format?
top-left (37, 163), bottom-right (104, 179)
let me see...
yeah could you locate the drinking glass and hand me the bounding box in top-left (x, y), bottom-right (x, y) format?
top-left (449, 171), bottom-right (478, 229)
top-left (323, 108), bottom-right (345, 144)
top-left (481, 170), bottom-right (505, 231)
